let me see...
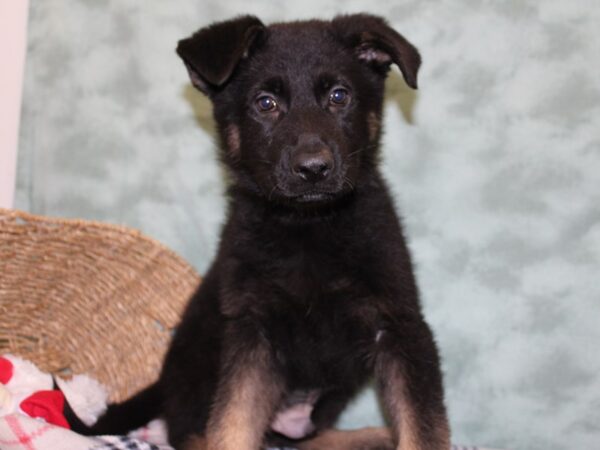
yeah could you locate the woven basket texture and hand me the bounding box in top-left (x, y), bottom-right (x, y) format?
top-left (0, 208), bottom-right (200, 402)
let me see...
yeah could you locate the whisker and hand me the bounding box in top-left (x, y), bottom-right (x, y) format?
top-left (343, 176), bottom-right (355, 190)
top-left (346, 148), bottom-right (364, 158)
top-left (268, 184), bottom-right (279, 201)
top-left (345, 143), bottom-right (376, 163)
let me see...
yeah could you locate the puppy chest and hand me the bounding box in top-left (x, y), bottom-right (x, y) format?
top-left (264, 299), bottom-right (377, 386)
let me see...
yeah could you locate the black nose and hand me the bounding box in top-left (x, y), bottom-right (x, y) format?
top-left (292, 149), bottom-right (334, 182)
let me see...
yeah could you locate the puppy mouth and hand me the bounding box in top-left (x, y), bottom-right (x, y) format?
top-left (293, 191), bottom-right (337, 204)
top-left (269, 177), bottom-right (355, 206)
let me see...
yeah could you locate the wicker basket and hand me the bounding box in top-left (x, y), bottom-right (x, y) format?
top-left (0, 208), bottom-right (200, 402)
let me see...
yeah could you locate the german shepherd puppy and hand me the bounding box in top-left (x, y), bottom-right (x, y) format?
top-left (78, 14), bottom-right (450, 450)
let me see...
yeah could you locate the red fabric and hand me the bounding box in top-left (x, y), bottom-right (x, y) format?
top-left (19, 390), bottom-right (70, 429)
top-left (0, 357), bottom-right (14, 384)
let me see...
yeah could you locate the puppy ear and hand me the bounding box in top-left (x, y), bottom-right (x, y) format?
top-left (176, 15), bottom-right (265, 94)
top-left (332, 14), bottom-right (421, 89)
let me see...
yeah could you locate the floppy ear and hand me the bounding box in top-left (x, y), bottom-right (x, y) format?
top-left (176, 15), bottom-right (265, 94)
top-left (332, 14), bottom-right (421, 89)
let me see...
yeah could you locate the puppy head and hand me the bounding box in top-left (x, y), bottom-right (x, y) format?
top-left (177, 14), bottom-right (420, 208)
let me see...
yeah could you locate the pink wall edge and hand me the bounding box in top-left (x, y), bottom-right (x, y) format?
top-left (0, 1), bottom-right (29, 209)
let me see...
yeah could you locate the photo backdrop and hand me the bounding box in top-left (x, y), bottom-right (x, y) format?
top-left (16, 1), bottom-right (600, 449)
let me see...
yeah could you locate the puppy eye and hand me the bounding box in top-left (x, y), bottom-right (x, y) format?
top-left (256, 95), bottom-right (278, 112)
top-left (329, 88), bottom-right (350, 106)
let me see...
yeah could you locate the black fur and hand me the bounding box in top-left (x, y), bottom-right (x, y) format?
top-left (76, 14), bottom-right (449, 450)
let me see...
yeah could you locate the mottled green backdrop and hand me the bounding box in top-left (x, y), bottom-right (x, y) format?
top-left (16, 1), bottom-right (600, 449)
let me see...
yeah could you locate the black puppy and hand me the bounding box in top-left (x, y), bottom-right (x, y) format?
top-left (81, 14), bottom-right (450, 450)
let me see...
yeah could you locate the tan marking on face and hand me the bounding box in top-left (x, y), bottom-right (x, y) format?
top-left (367, 111), bottom-right (381, 142)
top-left (225, 124), bottom-right (241, 158)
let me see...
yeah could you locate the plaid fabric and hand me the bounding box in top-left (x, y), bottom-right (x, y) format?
top-left (91, 435), bottom-right (166, 450)
top-left (452, 447), bottom-right (483, 450)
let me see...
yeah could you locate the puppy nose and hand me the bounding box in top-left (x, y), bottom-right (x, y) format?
top-left (292, 149), bottom-right (334, 182)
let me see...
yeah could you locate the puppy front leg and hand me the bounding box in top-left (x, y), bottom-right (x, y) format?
top-left (375, 319), bottom-right (450, 450)
top-left (188, 322), bottom-right (284, 450)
